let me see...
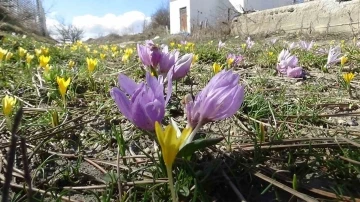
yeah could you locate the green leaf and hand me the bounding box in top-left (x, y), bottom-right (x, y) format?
top-left (177, 137), bottom-right (224, 159)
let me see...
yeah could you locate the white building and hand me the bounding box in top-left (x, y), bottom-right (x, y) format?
top-left (170, 0), bottom-right (296, 34)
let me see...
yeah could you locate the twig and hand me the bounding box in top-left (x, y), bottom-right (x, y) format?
top-left (2, 107), bottom-right (23, 202)
top-left (221, 170), bottom-right (247, 202)
top-left (337, 136), bottom-right (360, 147)
top-left (63, 180), bottom-right (168, 190)
top-left (339, 156), bottom-right (360, 165)
top-left (84, 158), bottom-right (107, 174)
top-left (0, 180), bottom-right (80, 202)
top-left (236, 142), bottom-right (354, 151)
top-left (20, 137), bottom-right (32, 201)
top-left (253, 172), bottom-right (319, 202)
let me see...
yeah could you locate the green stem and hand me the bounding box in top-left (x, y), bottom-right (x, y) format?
top-left (5, 116), bottom-right (12, 130)
top-left (166, 165), bottom-right (177, 202)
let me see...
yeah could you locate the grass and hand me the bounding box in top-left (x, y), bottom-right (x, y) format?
top-left (0, 33), bottom-right (360, 202)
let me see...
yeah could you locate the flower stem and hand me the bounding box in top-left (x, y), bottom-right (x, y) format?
top-left (184, 120), bottom-right (203, 145)
top-left (5, 116), bottom-right (12, 131)
top-left (166, 165), bottom-right (177, 202)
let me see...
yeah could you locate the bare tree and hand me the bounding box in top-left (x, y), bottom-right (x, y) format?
top-left (54, 20), bottom-right (84, 43)
top-left (148, 1), bottom-right (170, 29)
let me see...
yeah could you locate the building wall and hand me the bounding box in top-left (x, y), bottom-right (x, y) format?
top-left (188, 0), bottom-right (223, 31)
top-left (170, 0), bottom-right (296, 34)
top-left (229, 0), bottom-right (294, 13)
top-left (170, 0), bottom-right (190, 34)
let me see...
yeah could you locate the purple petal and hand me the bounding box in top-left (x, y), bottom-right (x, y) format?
top-left (173, 53), bottom-right (193, 80)
top-left (287, 67), bottom-right (303, 78)
top-left (118, 74), bottom-right (139, 95)
top-left (110, 88), bottom-right (133, 121)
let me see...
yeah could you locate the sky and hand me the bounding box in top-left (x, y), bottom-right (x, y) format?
top-left (43, 0), bottom-right (166, 40)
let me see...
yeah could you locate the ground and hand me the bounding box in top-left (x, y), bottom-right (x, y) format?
top-left (0, 31), bottom-right (360, 202)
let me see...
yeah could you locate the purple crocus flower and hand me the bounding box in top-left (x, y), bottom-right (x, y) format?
top-left (227, 53), bottom-right (243, 67)
top-left (246, 37), bottom-right (255, 49)
top-left (110, 72), bottom-right (172, 131)
top-left (325, 46), bottom-right (341, 68)
top-left (185, 69), bottom-right (245, 129)
top-left (286, 67), bottom-right (304, 78)
top-left (276, 49), bottom-right (304, 78)
top-left (299, 40), bottom-right (314, 51)
top-left (137, 40), bottom-right (162, 68)
top-left (171, 53), bottom-right (193, 80)
top-left (158, 46), bottom-right (179, 76)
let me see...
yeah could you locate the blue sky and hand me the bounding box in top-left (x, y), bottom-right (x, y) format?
top-left (44, 0), bottom-right (166, 39)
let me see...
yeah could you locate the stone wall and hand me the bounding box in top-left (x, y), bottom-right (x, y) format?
top-left (231, 0), bottom-right (360, 37)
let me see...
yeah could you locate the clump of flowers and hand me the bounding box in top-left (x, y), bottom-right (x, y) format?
top-left (227, 54), bottom-right (243, 68)
top-left (137, 41), bottom-right (193, 80)
top-left (112, 39), bottom-right (246, 202)
top-left (276, 49), bottom-right (304, 78)
top-left (299, 40), bottom-right (314, 51)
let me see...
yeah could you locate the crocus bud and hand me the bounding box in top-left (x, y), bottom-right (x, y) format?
top-left (185, 69), bottom-right (245, 129)
top-left (171, 53), bottom-right (193, 80)
top-left (159, 50), bottom-right (179, 75)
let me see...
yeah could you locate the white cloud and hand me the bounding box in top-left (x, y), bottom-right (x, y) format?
top-left (46, 11), bottom-right (151, 41)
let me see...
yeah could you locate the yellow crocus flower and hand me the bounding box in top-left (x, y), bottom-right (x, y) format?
top-left (56, 76), bottom-right (71, 101)
top-left (268, 52), bottom-right (274, 56)
top-left (18, 47), bottom-right (27, 58)
top-left (122, 53), bottom-right (130, 63)
top-left (5, 52), bottom-right (13, 61)
top-left (35, 49), bottom-right (42, 57)
top-left (155, 120), bottom-right (192, 201)
top-left (41, 46), bottom-right (49, 55)
top-left (111, 46), bottom-right (118, 52)
top-left (86, 57), bottom-right (98, 73)
top-left (39, 55), bottom-right (51, 68)
top-left (155, 120), bottom-right (191, 167)
top-left (170, 42), bottom-right (175, 47)
top-left (112, 51), bottom-right (119, 58)
top-left (70, 46), bottom-right (78, 52)
top-left (75, 40), bottom-right (83, 46)
top-left (2, 95), bottom-right (16, 117)
top-left (177, 44), bottom-right (182, 49)
top-left (26, 53), bottom-right (34, 65)
top-left (0, 48), bottom-right (7, 61)
top-left (213, 62), bottom-right (222, 74)
top-left (227, 58), bottom-right (235, 67)
top-left (241, 43), bottom-right (247, 50)
top-left (124, 48), bottom-right (133, 55)
top-left (343, 72), bottom-right (355, 85)
top-left (192, 54), bottom-right (199, 65)
top-left (100, 53), bottom-right (106, 60)
top-left (68, 60), bottom-right (75, 68)
top-left (340, 56), bottom-right (348, 66)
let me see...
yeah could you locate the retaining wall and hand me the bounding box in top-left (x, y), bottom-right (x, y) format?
top-left (231, 0), bottom-right (360, 36)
